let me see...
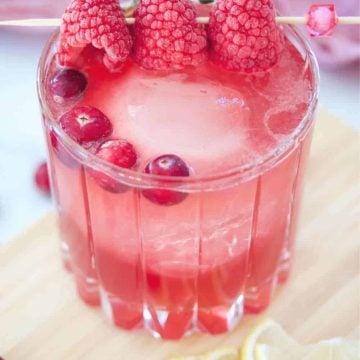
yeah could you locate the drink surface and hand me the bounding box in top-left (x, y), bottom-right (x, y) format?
top-left (46, 37), bottom-right (313, 176)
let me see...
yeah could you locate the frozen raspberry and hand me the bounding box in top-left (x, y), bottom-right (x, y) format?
top-left (49, 69), bottom-right (87, 101)
top-left (306, 4), bottom-right (338, 37)
top-left (59, 106), bottom-right (113, 144)
top-left (57, 0), bottom-right (132, 70)
top-left (133, 0), bottom-right (208, 70)
top-left (142, 154), bottom-right (190, 206)
top-left (90, 139), bottom-right (138, 193)
top-left (208, 0), bottom-right (284, 72)
top-left (34, 161), bottom-right (51, 195)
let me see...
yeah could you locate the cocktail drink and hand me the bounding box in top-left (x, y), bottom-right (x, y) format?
top-left (38, 0), bottom-right (319, 339)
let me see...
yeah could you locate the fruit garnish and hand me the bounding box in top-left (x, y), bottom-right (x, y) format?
top-left (34, 161), bottom-right (51, 195)
top-left (50, 129), bottom-right (79, 168)
top-left (241, 319), bottom-right (360, 360)
top-left (90, 139), bottom-right (138, 193)
top-left (57, 0), bottom-right (132, 70)
top-left (59, 106), bottom-right (113, 144)
top-left (49, 69), bottom-right (87, 102)
top-left (306, 4), bottom-right (338, 37)
top-left (142, 154), bottom-right (190, 205)
top-left (133, 0), bottom-right (208, 70)
top-left (208, 0), bottom-right (284, 72)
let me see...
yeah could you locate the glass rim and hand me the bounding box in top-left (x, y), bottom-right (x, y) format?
top-left (37, 25), bottom-right (320, 191)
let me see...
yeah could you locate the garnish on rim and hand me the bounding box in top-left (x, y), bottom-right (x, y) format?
top-left (57, 0), bottom-right (132, 70)
top-left (208, 0), bottom-right (285, 73)
top-left (133, 0), bottom-right (208, 70)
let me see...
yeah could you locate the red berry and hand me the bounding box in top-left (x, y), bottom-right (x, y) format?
top-left (90, 139), bottom-right (138, 193)
top-left (133, 0), bottom-right (208, 70)
top-left (57, 0), bottom-right (132, 71)
top-left (49, 69), bottom-right (87, 101)
top-left (34, 162), bottom-right (51, 195)
top-left (50, 129), bottom-right (79, 168)
top-left (208, 0), bottom-right (284, 73)
top-left (142, 154), bottom-right (190, 206)
top-left (59, 106), bottom-right (113, 145)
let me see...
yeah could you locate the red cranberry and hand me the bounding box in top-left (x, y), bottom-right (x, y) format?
top-left (142, 154), bottom-right (190, 206)
top-left (34, 161), bottom-right (51, 195)
top-left (59, 106), bottom-right (112, 145)
top-left (49, 129), bottom-right (79, 168)
top-left (49, 69), bottom-right (87, 100)
top-left (90, 139), bottom-right (138, 193)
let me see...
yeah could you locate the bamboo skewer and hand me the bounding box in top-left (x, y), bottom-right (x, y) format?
top-left (0, 16), bottom-right (359, 27)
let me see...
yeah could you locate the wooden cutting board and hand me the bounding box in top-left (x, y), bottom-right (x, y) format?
top-left (1, 109), bottom-right (359, 360)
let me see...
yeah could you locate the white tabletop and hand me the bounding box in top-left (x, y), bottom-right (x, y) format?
top-left (0, 29), bottom-right (359, 244)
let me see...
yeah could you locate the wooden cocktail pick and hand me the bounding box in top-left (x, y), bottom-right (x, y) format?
top-left (0, 4), bottom-right (359, 37)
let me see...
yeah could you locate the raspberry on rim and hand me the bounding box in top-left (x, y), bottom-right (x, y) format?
top-left (133, 0), bottom-right (208, 70)
top-left (57, 0), bottom-right (132, 70)
top-left (208, 0), bottom-right (285, 73)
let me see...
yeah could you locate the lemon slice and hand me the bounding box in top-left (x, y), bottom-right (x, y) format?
top-left (240, 319), bottom-right (302, 360)
top-left (170, 320), bottom-right (359, 360)
top-left (240, 319), bottom-right (359, 360)
top-left (170, 347), bottom-right (238, 360)
top-left (301, 338), bottom-right (360, 360)
top-left (254, 338), bottom-right (360, 360)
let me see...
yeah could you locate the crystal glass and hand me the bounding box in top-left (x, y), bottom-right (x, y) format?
top-left (37, 25), bottom-right (319, 339)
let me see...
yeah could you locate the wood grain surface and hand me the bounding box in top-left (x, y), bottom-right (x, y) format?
top-left (1, 109), bottom-right (359, 360)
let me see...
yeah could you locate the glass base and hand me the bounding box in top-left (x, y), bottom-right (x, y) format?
top-left (197, 295), bottom-right (244, 335)
top-left (63, 243), bottom-right (292, 338)
top-left (60, 240), bottom-right (72, 272)
top-left (100, 289), bottom-right (143, 330)
top-left (73, 270), bottom-right (100, 306)
top-left (98, 291), bottom-right (245, 339)
top-left (244, 277), bottom-right (276, 314)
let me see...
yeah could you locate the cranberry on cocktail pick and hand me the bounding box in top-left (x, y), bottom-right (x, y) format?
top-left (49, 69), bottom-right (87, 102)
top-left (90, 139), bottom-right (138, 193)
top-left (142, 154), bottom-right (190, 206)
top-left (59, 106), bottom-right (113, 145)
top-left (306, 4), bottom-right (338, 37)
top-left (34, 161), bottom-right (51, 195)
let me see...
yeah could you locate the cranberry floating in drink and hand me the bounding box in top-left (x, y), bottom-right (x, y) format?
top-left (38, 0), bottom-right (319, 339)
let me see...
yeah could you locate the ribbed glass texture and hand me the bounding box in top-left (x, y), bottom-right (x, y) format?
top-left (38, 26), bottom-right (319, 339)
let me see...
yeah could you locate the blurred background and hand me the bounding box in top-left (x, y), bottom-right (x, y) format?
top-left (0, 0), bottom-right (359, 243)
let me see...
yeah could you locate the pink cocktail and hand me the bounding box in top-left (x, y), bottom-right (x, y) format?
top-left (38, 0), bottom-right (319, 340)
